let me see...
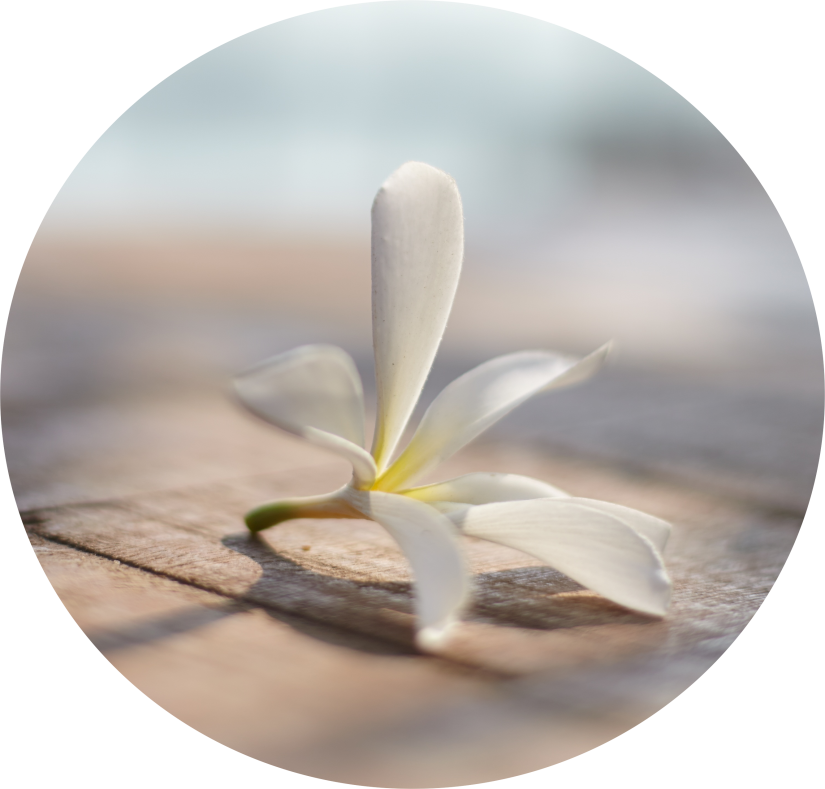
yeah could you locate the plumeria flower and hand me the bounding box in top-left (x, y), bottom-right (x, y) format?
top-left (234, 162), bottom-right (672, 651)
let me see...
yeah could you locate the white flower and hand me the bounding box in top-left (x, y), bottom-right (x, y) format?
top-left (234, 162), bottom-right (672, 651)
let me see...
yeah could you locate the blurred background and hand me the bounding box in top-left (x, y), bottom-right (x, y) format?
top-left (5, 1), bottom-right (821, 512)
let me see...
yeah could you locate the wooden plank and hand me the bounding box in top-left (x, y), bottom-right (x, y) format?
top-left (31, 528), bottom-right (683, 787)
top-left (25, 445), bottom-right (798, 676)
top-left (36, 536), bottom-right (561, 786)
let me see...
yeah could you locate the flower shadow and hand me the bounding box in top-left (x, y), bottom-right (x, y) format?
top-left (222, 531), bottom-right (658, 653)
top-left (471, 566), bottom-right (657, 630)
top-left (222, 531), bottom-right (420, 655)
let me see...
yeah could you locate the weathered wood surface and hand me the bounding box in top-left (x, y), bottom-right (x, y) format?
top-left (24, 426), bottom-right (800, 786)
top-left (6, 255), bottom-right (818, 785)
top-left (11, 199), bottom-right (825, 789)
top-left (26, 445), bottom-right (795, 665)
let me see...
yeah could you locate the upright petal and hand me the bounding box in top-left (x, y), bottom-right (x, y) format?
top-left (344, 488), bottom-right (470, 650)
top-left (452, 498), bottom-right (671, 616)
top-left (234, 345), bottom-right (376, 488)
top-left (402, 472), bottom-right (568, 505)
top-left (376, 344), bottom-right (610, 491)
top-left (370, 162), bottom-right (464, 472)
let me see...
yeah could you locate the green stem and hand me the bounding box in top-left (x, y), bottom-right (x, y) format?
top-left (244, 489), bottom-right (359, 534)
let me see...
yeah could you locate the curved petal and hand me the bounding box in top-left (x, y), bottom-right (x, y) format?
top-left (344, 488), bottom-right (470, 650)
top-left (370, 162), bottom-right (464, 472)
top-left (540, 341), bottom-right (613, 392)
top-left (451, 498), bottom-right (671, 616)
top-left (571, 498), bottom-right (672, 554)
top-left (402, 472), bottom-right (568, 505)
top-left (376, 344), bottom-right (611, 491)
top-left (234, 345), bottom-right (376, 487)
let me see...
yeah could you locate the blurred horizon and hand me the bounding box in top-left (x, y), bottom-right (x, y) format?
top-left (40, 4), bottom-right (737, 239)
top-left (6, 2), bottom-right (821, 513)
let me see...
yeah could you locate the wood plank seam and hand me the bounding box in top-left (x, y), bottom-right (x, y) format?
top-left (26, 525), bottom-right (455, 660)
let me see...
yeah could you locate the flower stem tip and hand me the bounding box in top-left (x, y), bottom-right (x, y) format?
top-left (244, 501), bottom-right (299, 534)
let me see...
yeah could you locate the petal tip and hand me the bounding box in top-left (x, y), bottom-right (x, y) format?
top-left (639, 568), bottom-right (673, 617)
top-left (383, 160), bottom-right (456, 186)
top-left (415, 621), bottom-right (458, 652)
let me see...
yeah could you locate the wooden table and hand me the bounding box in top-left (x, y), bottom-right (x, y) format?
top-left (14, 385), bottom-right (809, 787)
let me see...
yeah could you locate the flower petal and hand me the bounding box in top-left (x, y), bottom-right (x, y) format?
top-left (540, 341), bottom-right (613, 392)
top-left (344, 488), bottom-right (470, 650)
top-left (570, 498), bottom-right (672, 554)
top-left (234, 344), bottom-right (376, 487)
top-left (451, 498), bottom-right (671, 616)
top-left (402, 472), bottom-right (568, 505)
top-left (370, 162), bottom-right (464, 472)
top-left (376, 344), bottom-right (610, 491)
